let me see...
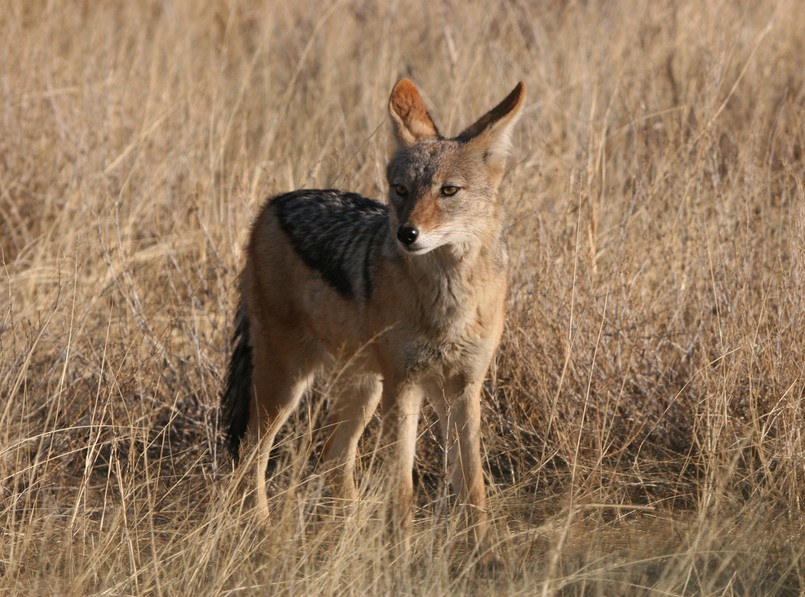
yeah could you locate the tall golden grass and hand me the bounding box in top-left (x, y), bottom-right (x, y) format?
top-left (2, 0), bottom-right (804, 593)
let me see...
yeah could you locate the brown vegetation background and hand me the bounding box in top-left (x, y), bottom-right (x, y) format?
top-left (2, 0), bottom-right (804, 594)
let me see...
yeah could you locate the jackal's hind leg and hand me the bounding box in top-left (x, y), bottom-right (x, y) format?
top-left (247, 338), bottom-right (317, 521)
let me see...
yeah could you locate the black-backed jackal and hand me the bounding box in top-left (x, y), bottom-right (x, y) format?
top-left (222, 78), bottom-right (525, 563)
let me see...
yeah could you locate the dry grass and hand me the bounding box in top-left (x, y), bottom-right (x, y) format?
top-left (2, 0), bottom-right (804, 594)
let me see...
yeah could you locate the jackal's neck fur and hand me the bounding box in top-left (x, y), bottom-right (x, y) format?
top-left (389, 212), bottom-right (507, 336)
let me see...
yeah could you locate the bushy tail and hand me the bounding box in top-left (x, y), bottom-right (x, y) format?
top-left (221, 302), bottom-right (253, 463)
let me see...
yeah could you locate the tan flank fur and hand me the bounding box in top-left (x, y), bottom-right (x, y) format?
top-left (222, 78), bottom-right (525, 562)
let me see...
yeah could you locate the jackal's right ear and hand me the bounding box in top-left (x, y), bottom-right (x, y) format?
top-left (388, 78), bottom-right (440, 148)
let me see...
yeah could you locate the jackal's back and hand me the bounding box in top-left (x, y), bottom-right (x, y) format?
top-left (271, 190), bottom-right (389, 302)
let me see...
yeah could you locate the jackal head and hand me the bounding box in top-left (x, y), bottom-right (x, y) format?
top-left (386, 78), bottom-right (525, 256)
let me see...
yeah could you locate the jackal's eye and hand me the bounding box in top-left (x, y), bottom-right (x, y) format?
top-left (440, 185), bottom-right (460, 197)
top-left (393, 185), bottom-right (408, 197)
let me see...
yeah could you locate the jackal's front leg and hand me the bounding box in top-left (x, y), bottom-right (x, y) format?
top-left (435, 377), bottom-right (497, 564)
top-left (380, 380), bottom-right (423, 554)
top-left (322, 374), bottom-right (383, 503)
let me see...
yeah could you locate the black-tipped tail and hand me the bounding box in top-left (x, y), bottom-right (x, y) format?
top-left (222, 302), bottom-right (253, 463)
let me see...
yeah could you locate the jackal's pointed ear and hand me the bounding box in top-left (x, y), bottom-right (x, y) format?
top-left (457, 82), bottom-right (526, 184)
top-left (388, 78), bottom-right (440, 148)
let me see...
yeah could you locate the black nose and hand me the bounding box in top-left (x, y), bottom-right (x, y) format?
top-left (397, 225), bottom-right (419, 246)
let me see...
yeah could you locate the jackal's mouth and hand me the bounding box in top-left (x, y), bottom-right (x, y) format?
top-left (398, 240), bottom-right (438, 255)
top-left (404, 245), bottom-right (428, 254)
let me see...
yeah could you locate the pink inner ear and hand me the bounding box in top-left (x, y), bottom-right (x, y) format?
top-left (390, 79), bottom-right (439, 139)
top-left (390, 80), bottom-right (421, 120)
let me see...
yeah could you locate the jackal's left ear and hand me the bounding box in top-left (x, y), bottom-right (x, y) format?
top-left (458, 82), bottom-right (526, 184)
top-left (389, 78), bottom-right (441, 148)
